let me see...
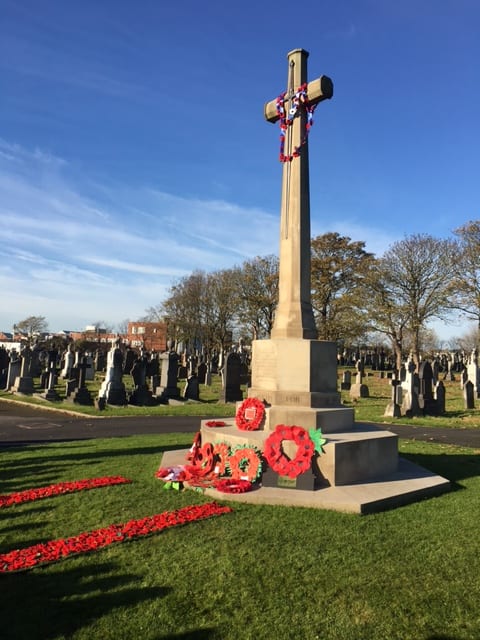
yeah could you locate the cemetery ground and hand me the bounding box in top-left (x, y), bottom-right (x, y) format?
top-left (0, 432), bottom-right (478, 640)
top-left (1, 368), bottom-right (480, 429)
top-left (0, 373), bottom-right (478, 639)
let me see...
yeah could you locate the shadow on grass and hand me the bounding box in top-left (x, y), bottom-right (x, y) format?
top-left (0, 561), bottom-right (171, 640)
top-left (401, 451), bottom-right (480, 484)
top-left (0, 442), bottom-right (186, 487)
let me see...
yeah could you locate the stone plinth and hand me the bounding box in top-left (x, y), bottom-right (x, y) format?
top-left (200, 420), bottom-right (397, 489)
top-left (317, 426), bottom-right (398, 486)
top-left (161, 447), bottom-right (450, 514)
top-left (249, 337), bottom-right (354, 433)
top-left (265, 405), bottom-right (354, 434)
top-left (250, 338), bottom-right (341, 406)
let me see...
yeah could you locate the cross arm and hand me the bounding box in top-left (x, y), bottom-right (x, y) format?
top-left (264, 75), bottom-right (334, 123)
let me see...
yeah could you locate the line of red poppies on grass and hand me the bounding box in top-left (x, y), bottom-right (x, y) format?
top-left (0, 502), bottom-right (233, 573)
top-left (0, 476), bottom-right (132, 508)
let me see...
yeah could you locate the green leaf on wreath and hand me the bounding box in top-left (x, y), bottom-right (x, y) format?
top-left (309, 428), bottom-right (326, 454)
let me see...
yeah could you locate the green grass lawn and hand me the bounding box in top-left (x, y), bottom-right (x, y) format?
top-left (1, 434), bottom-right (479, 640)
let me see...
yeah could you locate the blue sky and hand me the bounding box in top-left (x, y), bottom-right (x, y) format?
top-left (1, 0), bottom-right (479, 340)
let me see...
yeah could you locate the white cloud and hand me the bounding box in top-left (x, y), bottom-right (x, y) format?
top-left (0, 140), bottom-right (279, 331)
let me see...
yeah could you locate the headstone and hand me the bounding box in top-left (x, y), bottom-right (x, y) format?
top-left (0, 346), bottom-right (8, 388)
top-left (156, 350), bottom-right (180, 400)
top-left (94, 349), bottom-right (106, 372)
top-left (98, 338), bottom-right (127, 405)
top-left (43, 356), bottom-right (60, 401)
top-left (124, 348), bottom-right (136, 375)
top-left (467, 348), bottom-right (480, 398)
top-left (418, 361), bottom-right (437, 415)
top-left (177, 364), bottom-right (188, 379)
top-left (383, 378), bottom-right (402, 417)
top-left (340, 370), bottom-right (351, 390)
top-left (220, 352), bottom-right (243, 403)
top-left (12, 346), bottom-right (34, 394)
top-left (463, 380), bottom-right (475, 410)
top-left (349, 359), bottom-right (369, 399)
top-left (187, 354), bottom-right (198, 377)
top-left (197, 361), bottom-right (207, 385)
top-left (84, 354), bottom-right (94, 381)
top-left (61, 345), bottom-right (75, 379)
top-left (5, 351), bottom-right (21, 390)
top-left (129, 350), bottom-right (155, 406)
top-left (434, 380), bottom-right (446, 414)
top-left (183, 375), bottom-right (199, 401)
top-left (66, 356), bottom-right (93, 405)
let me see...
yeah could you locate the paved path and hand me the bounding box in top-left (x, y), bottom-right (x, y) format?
top-left (0, 399), bottom-right (479, 448)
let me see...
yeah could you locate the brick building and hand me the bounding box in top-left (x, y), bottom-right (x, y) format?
top-left (126, 322), bottom-right (167, 352)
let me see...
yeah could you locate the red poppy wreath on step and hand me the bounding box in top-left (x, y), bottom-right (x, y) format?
top-left (263, 425), bottom-right (315, 479)
top-left (235, 397), bottom-right (265, 431)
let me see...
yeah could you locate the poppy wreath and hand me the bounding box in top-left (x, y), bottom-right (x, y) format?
top-left (235, 397), bottom-right (265, 431)
top-left (205, 420), bottom-right (227, 428)
top-left (276, 83), bottom-right (317, 163)
top-left (263, 425), bottom-right (315, 479)
top-left (227, 446), bottom-right (263, 482)
top-left (186, 431), bottom-right (202, 462)
top-left (186, 442), bottom-right (215, 478)
top-left (213, 442), bottom-right (231, 476)
top-left (214, 478), bottom-right (253, 494)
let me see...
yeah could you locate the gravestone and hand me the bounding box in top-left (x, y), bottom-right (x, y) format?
top-left (124, 348), bottom-right (136, 375)
top-left (12, 346), bottom-right (34, 394)
top-left (463, 380), bottom-right (475, 410)
top-left (340, 370), bottom-right (351, 390)
top-left (418, 361), bottom-right (437, 415)
top-left (129, 350), bottom-right (155, 406)
top-left (66, 356), bottom-right (93, 405)
top-left (177, 364), bottom-right (188, 379)
top-left (434, 380), bottom-right (446, 414)
top-left (400, 357), bottom-right (422, 417)
top-left (98, 338), bottom-right (127, 405)
top-left (0, 346), bottom-right (8, 388)
top-left (219, 352), bottom-right (243, 403)
top-left (155, 350), bottom-right (180, 400)
top-left (183, 375), bottom-right (199, 401)
top-left (384, 378), bottom-right (402, 418)
top-left (466, 348), bottom-right (480, 398)
top-left (61, 345), bottom-right (75, 379)
top-left (197, 361), bottom-right (207, 385)
top-left (349, 360), bottom-right (369, 399)
top-left (5, 352), bottom-right (21, 391)
top-left (43, 354), bottom-right (60, 401)
top-left (94, 349), bottom-right (106, 372)
top-left (84, 354), bottom-right (94, 381)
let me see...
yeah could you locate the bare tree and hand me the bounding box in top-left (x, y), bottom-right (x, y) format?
top-left (366, 234), bottom-right (455, 368)
top-left (451, 220), bottom-right (480, 338)
top-left (237, 255), bottom-right (279, 339)
top-left (15, 316), bottom-right (48, 336)
top-left (117, 319), bottom-right (131, 335)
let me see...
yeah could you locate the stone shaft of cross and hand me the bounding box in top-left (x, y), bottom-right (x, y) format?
top-left (264, 48), bottom-right (333, 340)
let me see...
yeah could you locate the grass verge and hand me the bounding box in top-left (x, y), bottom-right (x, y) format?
top-left (1, 434), bottom-right (479, 640)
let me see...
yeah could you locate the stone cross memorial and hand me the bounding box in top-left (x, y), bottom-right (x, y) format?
top-left (162, 48), bottom-right (451, 512)
top-left (264, 49), bottom-right (332, 340)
